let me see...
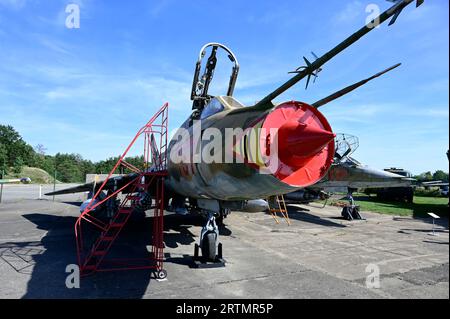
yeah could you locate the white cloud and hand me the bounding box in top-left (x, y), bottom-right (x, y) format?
top-left (332, 1), bottom-right (364, 25)
top-left (148, 0), bottom-right (172, 18)
top-left (37, 36), bottom-right (72, 55)
top-left (42, 74), bottom-right (191, 112)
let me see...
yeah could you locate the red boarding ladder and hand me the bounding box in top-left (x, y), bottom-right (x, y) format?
top-left (75, 103), bottom-right (169, 278)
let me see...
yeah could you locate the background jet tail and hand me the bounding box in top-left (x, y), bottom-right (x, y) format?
top-left (150, 133), bottom-right (161, 169)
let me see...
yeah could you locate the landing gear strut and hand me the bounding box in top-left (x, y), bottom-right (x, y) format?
top-left (193, 212), bottom-right (225, 268)
top-left (341, 189), bottom-right (364, 220)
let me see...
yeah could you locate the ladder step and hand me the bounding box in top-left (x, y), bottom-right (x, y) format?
top-left (126, 195), bottom-right (141, 201)
top-left (92, 250), bottom-right (107, 256)
top-left (83, 265), bottom-right (96, 271)
top-left (102, 236), bottom-right (114, 241)
top-left (118, 207), bottom-right (133, 214)
top-left (110, 222), bottom-right (125, 228)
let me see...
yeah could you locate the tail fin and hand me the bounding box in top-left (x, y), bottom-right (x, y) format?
top-left (150, 133), bottom-right (161, 168)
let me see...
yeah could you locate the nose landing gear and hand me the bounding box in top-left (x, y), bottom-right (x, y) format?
top-left (193, 211), bottom-right (226, 268)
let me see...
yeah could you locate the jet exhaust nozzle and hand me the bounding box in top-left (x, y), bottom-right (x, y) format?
top-left (260, 101), bottom-right (335, 187)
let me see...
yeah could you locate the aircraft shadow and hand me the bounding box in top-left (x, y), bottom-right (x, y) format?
top-left (14, 213), bottom-right (155, 298)
top-left (163, 212), bottom-right (233, 245)
top-left (62, 201), bottom-right (83, 207)
top-left (162, 213), bottom-right (233, 267)
top-left (422, 240), bottom-right (449, 245)
top-left (399, 228), bottom-right (449, 234)
top-left (7, 210), bottom-right (232, 298)
top-left (267, 205), bottom-right (346, 228)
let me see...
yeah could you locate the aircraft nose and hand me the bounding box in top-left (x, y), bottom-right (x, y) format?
top-left (259, 100), bottom-right (335, 187)
top-left (278, 120), bottom-right (336, 158)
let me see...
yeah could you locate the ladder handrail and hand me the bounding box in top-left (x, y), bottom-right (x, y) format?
top-left (75, 102), bottom-right (169, 275)
top-left (85, 102), bottom-right (169, 212)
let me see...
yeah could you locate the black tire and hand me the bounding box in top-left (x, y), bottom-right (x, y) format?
top-left (201, 232), bottom-right (217, 261)
top-left (136, 194), bottom-right (153, 212)
top-left (131, 195), bottom-right (152, 221)
top-left (157, 269), bottom-right (167, 280)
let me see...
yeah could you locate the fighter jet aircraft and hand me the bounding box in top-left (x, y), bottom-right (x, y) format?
top-left (284, 157), bottom-right (415, 202)
top-left (284, 134), bottom-right (415, 204)
top-left (47, 0), bottom-right (424, 261)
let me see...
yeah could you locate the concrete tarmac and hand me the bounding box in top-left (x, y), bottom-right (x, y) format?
top-left (0, 185), bottom-right (448, 298)
top-left (0, 183), bottom-right (84, 203)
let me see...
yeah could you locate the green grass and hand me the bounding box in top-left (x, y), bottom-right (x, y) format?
top-left (326, 194), bottom-right (448, 218)
top-left (5, 166), bottom-right (60, 184)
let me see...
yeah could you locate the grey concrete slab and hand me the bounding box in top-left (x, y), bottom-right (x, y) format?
top-left (0, 190), bottom-right (448, 299)
top-left (0, 183), bottom-right (84, 203)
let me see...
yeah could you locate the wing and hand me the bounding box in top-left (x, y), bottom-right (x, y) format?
top-left (45, 173), bottom-right (139, 196)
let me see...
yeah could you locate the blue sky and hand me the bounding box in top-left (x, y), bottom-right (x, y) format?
top-left (0, 0), bottom-right (448, 174)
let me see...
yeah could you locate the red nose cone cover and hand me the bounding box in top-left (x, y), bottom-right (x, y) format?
top-left (278, 120), bottom-right (336, 158)
top-left (261, 101), bottom-right (335, 187)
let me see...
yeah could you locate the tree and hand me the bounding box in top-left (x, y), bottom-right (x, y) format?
top-left (433, 170), bottom-right (449, 182)
top-left (418, 171), bottom-right (433, 181)
top-left (0, 143), bottom-right (7, 176)
top-left (1, 125), bottom-right (164, 183)
top-left (95, 156), bottom-right (121, 174)
top-left (124, 155), bottom-right (145, 171)
top-left (34, 144), bottom-right (47, 156)
top-left (12, 156), bottom-right (24, 175)
top-left (0, 124), bottom-right (35, 167)
top-left (54, 153), bottom-right (92, 183)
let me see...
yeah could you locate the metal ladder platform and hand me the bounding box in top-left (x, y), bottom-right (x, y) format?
top-left (75, 103), bottom-right (169, 278)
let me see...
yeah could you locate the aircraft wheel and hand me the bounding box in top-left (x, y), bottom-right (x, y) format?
top-left (201, 232), bottom-right (217, 261)
top-left (341, 207), bottom-right (351, 220)
top-left (157, 269), bottom-right (167, 280)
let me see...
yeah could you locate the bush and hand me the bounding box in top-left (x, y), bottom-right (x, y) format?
top-left (414, 188), bottom-right (442, 197)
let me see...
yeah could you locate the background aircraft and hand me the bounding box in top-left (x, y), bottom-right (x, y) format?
top-left (0, 177), bottom-right (31, 203)
top-left (284, 134), bottom-right (415, 204)
top-left (0, 177), bottom-right (31, 185)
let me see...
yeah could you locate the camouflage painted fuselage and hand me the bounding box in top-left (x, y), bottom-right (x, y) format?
top-left (166, 96), bottom-right (335, 201)
top-left (312, 157), bottom-right (413, 190)
top-left (166, 98), bottom-right (294, 200)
